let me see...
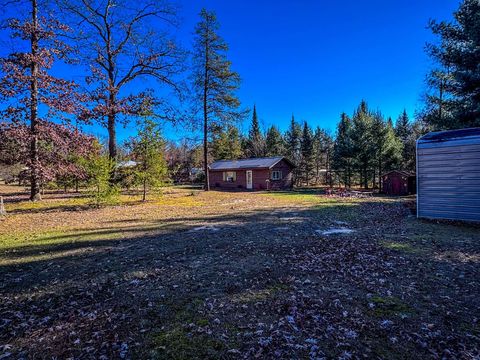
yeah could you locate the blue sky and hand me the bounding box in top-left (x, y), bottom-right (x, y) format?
top-left (168, 0), bottom-right (459, 139)
top-left (1, 0), bottom-right (460, 142)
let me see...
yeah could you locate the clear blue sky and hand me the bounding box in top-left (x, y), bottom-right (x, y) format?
top-left (1, 0), bottom-right (461, 142)
top-left (166, 0), bottom-right (459, 139)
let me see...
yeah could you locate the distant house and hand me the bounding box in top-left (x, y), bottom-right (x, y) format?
top-left (209, 156), bottom-right (295, 190)
top-left (117, 160), bottom-right (138, 169)
top-left (417, 127), bottom-right (480, 222)
top-left (381, 170), bottom-right (416, 196)
top-left (189, 167), bottom-right (204, 182)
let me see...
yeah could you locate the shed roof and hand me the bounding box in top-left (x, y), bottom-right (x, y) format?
top-left (382, 170), bottom-right (415, 177)
top-left (418, 127), bottom-right (480, 143)
top-left (209, 156), bottom-right (294, 170)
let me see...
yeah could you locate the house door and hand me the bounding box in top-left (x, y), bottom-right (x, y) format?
top-left (391, 177), bottom-right (402, 195)
top-left (246, 170), bottom-right (253, 189)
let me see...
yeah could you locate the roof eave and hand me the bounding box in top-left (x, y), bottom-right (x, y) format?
top-left (209, 166), bottom-right (270, 171)
top-left (269, 156), bottom-right (296, 169)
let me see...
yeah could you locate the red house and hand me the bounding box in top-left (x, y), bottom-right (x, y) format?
top-left (209, 156), bottom-right (295, 191)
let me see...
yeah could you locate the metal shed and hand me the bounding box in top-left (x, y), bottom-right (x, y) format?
top-left (416, 128), bottom-right (480, 222)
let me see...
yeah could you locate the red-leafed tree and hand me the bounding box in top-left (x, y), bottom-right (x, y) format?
top-left (0, 121), bottom-right (97, 188)
top-left (58, 0), bottom-right (186, 162)
top-left (0, 0), bottom-right (81, 200)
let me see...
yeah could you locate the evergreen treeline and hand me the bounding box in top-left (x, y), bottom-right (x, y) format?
top-left (199, 0), bottom-right (480, 189)
top-left (1, 0), bottom-right (478, 195)
top-left (208, 101), bottom-right (421, 189)
top-left (422, 0), bottom-right (480, 129)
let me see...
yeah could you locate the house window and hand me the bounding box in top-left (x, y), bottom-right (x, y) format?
top-left (271, 170), bottom-right (282, 180)
top-left (223, 171), bottom-right (236, 182)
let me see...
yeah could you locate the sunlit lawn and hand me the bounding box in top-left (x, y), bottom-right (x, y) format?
top-left (0, 183), bottom-right (479, 358)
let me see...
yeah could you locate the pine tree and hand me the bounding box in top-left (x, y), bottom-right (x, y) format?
top-left (313, 127), bottom-right (334, 185)
top-left (82, 145), bottom-right (119, 206)
top-left (405, 119), bottom-right (427, 172)
top-left (300, 122), bottom-right (315, 185)
top-left (129, 119), bottom-right (168, 201)
top-left (226, 126), bottom-right (243, 159)
top-left (211, 125), bottom-right (243, 160)
top-left (371, 113), bottom-right (387, 189)
top-left (284, 115), bottom-right (302, 185)
top-left (351, 101), bottom-right (376, 189)
top-left (395, 110), bottom-right (413, 171)
top-left (382, 118), bottom-right (403, 174)
top-left (371, 113), bottom-right (403, 190)
top-left (423, 0), bottom-right (480, 129)
top-left (246, 105), bottom-right (265, 157)
top-left (333, 113), bottom-right (354, 187)
top-left (192, 9), bottom-right (243, 190)
top-left (265, 125), bottom-right (285, 156)
top-left (395, 111), bottom-right (410, 140)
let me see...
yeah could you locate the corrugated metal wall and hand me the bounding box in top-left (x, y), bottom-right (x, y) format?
top-left (417, 133), bottom-right (480, 222)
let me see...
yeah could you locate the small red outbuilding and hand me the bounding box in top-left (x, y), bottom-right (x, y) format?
top-left (381, 170), bottom-right (416, 196)
top-left (208, 156), bottom-right (295, 191)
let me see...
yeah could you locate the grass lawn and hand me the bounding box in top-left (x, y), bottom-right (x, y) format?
top-left (0, 184), bottom-right (479, 359)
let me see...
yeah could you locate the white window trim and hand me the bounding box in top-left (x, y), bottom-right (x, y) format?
top-left (223, 171), bottom-right (236, 182)
top-left (271, 170), bottom-right (282, 180)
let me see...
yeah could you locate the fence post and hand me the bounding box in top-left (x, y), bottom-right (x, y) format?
top-left (0, 196), bottom-right (6, 216)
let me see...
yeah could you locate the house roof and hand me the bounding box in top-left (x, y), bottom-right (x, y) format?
top-left (117, 160), bottom-right (138, 168)
top-left (418, 127), bottom-right (480, 143)
top-left (209, 156), bottom-right (294, 171)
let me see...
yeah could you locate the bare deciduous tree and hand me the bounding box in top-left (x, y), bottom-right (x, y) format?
top-left (59, 0), bottom-right (186, 161)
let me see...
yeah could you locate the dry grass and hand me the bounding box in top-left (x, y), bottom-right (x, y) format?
top-left (0, 184), bottom-right (479, 359)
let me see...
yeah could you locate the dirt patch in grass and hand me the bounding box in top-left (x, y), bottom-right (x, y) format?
top-left (0, 185), bottom-right (479, 358)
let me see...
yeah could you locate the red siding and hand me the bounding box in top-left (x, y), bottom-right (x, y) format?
top-left (209, 159), bottom-right (294, 191)
top-left (210, 170), bottom-right (247, 190)
top-left (382, 171), bottom-right (415, 196)
top-left (269, 159), bottom-right (294, 190)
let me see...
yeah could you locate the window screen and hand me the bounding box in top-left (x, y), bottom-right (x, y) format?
top-left (223, 171), bottom-right (236, 182)
top-left (271, 170), bottom-right (282, 180)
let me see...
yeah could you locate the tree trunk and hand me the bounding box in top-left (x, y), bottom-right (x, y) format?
top-left (107, 26), bottom-right (117, 180)
top-left (108, 111), bottom-right (117, 160)
top-left (367, 169), bottom-right (370, 189)
top-left (203, 103), bottom-right (209, 191)
top-left (29, 0), bottom-right (41, 202)
top-left (346, 165), bottom-right (351, 189)
top-left (364, 167), bottom-right (368, 189)
top-left (107, 78), bottom-right (117, 159)
top-left (203, 38), bottom-right (210, 191)
top-left (107, 85), bottom-right (117, 184)
top-left (378, 158), bottom-right (383, 192)
top-left (142, 178), bottom-right (146, 202)
top-left (439, 76), bottom-right (444, 123)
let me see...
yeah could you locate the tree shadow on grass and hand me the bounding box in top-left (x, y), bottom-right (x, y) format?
top-left (1, 201), bottom-right (479, 358)
top-left (7, 203), bottom-right (93, 214)
top-left (2, 202), bottom-right (479, 291)
top-left (5, 198), bottom-right (149, 215)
